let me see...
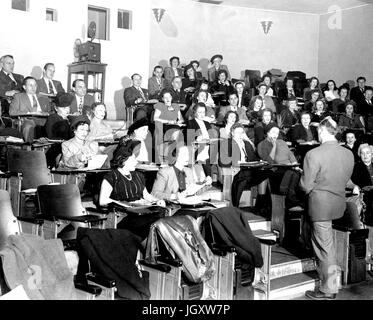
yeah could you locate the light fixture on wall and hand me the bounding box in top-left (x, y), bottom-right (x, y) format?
top-left (261, 21), bottom-right (273, 35)
top-left (153, 8), bottom-right (166, 23)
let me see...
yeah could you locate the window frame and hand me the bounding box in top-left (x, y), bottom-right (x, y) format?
top-left (88, 5), bottom-right (110, 41)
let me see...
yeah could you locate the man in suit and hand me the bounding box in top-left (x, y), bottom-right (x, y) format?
top-left (301, 117), bottom-right (354, 300)
top-left (148, 66), bottom-right (166, 100)
top-left (151, 145), bottom-right (196, 200)
top-left (234, 81), bottom-right (251, 109)
top-left (350, 76), bottom-right (367, 115)
top-left (218, 92), bottom-right (249, 123)
top-left (169, 76), bottom-right (187, 112)
top-left (9, 76), bottom-right (51, 142)
top-left (36, 63), bottom-right (65, 96)
top-left (0, 55), bottom-right (24, 116)
top-left (124, 73), bottom-right (150, 122)
top-left (278, 78), bottom-right (301, 106)
top-left (360, 87), bottom-right (373, 130)
top-left (69, 79), bottom-right (95, 116)
top-left (207, 54), bottom-right (230, 83)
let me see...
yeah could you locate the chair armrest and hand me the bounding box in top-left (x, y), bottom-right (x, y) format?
top-left (86, 273), bottom-right (116, 288)
top-left (75, 281), bottom-right (102, 296)
top-left (86, 206), bottom-right (111, 215)
top-left (157, 256), bottom-right (183, 268)
top-left (258, 238), bottom-right (276, 246)
top-left (211, 243), bottom-right (236, 256)
top-left (139, 260), bottom-right (172, 273)
top-left (0, 171), bottom-right (22, 178)
top-left (17, 216), bottom-right (44, 225)
top-left (53, 215), bottom-right (107, 223)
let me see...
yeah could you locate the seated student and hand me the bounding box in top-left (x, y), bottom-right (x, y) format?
top-left (246, 96), bottom-right (265, 126)
top-left (235, 81), bottom-right (251, 109)
top-left (262, 74), bottom-right (274, 97)
top-left (254, 108), bottom-right (276, 146)
top-left (36, 63), bottom-right (65, 96)
top-left (164, 56), bottom-right (183, 87)
top-left (86, 102), bottom-right (121, 162)
top-left (249, 82), bottom-right (276, 115)
top-left (210, 69), bottom-right (234, 106)
top-left (169, 76), bottom-right (187, 113)
top-left (342, 130), bottom-right (360, 162)
top-left (99, 139), bottom-right (166, 240)
top-left (148, 65), bottom-right (166, 100)
top-left (114, 118), bottom-right (151, 164)
top-left (208, 54), bottom-right (231, 83)
top-left (290, 112), bottom-right (318, 145)
top-left (151, 145), bottom-right (210, 201)
top-left (323, 80), bottom-right (340, 103)
top-left (9, 76), bottom-right (51, 142)
top-left (278, 78), bottom-right (300, 106)
top-left (69, 79), bottom-right (95, 116)
top-left (194, 80), bottom-right (215, 108)
top-left (182, 64), bottom-right (201, 97)
top-left (350, 144), bottom-right (373, 224)
top-left (219, 111), bottom-right (239, 139)
top-left (219, 123), bottom-right (266, 203)
top-left (303, 89), bottom-right (321, 113)
top-left (258, 125), bottom-right (303, 209)
top-left (185, 90), bottom-right (216, 122)
top-left (190, 60), bottom-right (204, 81)
top-left (332, 85), bottom-right (350, 114)
top-left (217, 92), bottom-right (249, 123)
top-left (60, 116), bottom-right (99, 169)
top-left (311, 99), bottom-right (331, 125)
top-left (279, 97), bottom-right (301, 130)
top-left (303, 77), bottom-right (323, 102)
top-left (186, 103), bottom-right (218, 177)
top-left (338, 101), bottom-right (365, 131)
top-left (45, 92), bottom-right (72, 140)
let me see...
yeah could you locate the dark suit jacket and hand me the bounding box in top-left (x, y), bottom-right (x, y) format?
top-left (36, 78), bottom-right (65, 95)
top-left (123, 86), bottom-right (149, 108)
top-left (280, 109), bottom-right (300, 128)
top-left (290, 124), bottom-right (318, 143)
top-left (147, 76), bottom-right (165, 100)
top-left (300, 141), bottom-right (354, 222)
top-left (9, 92), bottom-right (51, 115)
top-left (169, 88), bottom-right (186, 104)
top-left (0, 70), bottom-right (24, 98)
top-left (359, 99), bottom-right (373, 119)
top-left (45, 113), bottom-right (71, 140)
top-left (69, 93), bottom-right (95, 115)
top-left (219, 138), bottom-right (258, 167)
top-left (237, 92), bottom-right (251, 108)
top-left (254, 121), bottom-right (275, 146)
top-left (278, 87), bottom-right (301, 103)
top-left (351, 161), bottom-right (373, 188)
top-left (350, 86), bottom-right (366, 114)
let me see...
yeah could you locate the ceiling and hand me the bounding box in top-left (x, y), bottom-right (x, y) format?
top-left (194, 0), bottom-right (372, 14)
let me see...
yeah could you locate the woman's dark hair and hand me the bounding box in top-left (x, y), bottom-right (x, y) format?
top-left (91, 102), bottom-right (106, 112)
top-left (313, 99), bottom-right (327, 112)
top-left (193, 89), bottom-right (208, 104)
top-left (71, 120), bottom-right (90, 132)
top-left (184, 64), bottom-right (197, 79)
top-left (300, 111), bottom-right (311, 119)
top-left (230, 123), bottom-right (245, 136)
top-left (193, 102), bottom-right (207, 116)
top-left (325, 79), bottom-right (337, 91)
top-left (224, 111), bottom-right (239, 125)
top-left (111, 140), bottom-right (141, 168)
top-left (345, 100), bottom-right (357, 113)
top-left (338, 85), bottom-right (350, 95)
top-left (308, 76), bottom-right (320, 87)
top-left (160, 88), bottom-right (173, 100)
top-left (217, 69), bottom-right (228, 79)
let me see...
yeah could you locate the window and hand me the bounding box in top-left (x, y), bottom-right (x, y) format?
top-left (46, 8), bottom-right (57, 22)
top-left (11, 0), bottom-right (29, 11)
top-left (88, 6), bottom-right (109, 40)
top-left (118, 10), bottom-right (132, 30)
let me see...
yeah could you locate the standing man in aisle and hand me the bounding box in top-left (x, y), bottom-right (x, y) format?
top-left (300, 117), bottom-right (354, 300)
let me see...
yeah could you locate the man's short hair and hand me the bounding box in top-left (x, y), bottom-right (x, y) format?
top-left (43, 63), bottom-right (55, 71)
top-left (229, 92), bottom-right (238, 99)
top-left (1, 55), bottom-right (14, 62)
top-left (72, 79), bottom-right (85, 88)
top-left (193, 102), bottom-right (206, 115)
top-left (234, 81), bottom-right (245, 88)
top-left (319, 116), bottom-right (338, 136)
top-left (131, 73), bottom-right (142, 81)
top-left (153, 65), bottom-right (163, 72)
top-left (365, 86), bottom-right (373, 93)
top-left (22, 76), bottom-right (36, 86)
top-left (357, 76), bottom-right (366, 82)
top-left (231, 122), bottom-right (245, 134)
top-left (217, 69), bottom-right (228, 78)
top-left (169, 56), bottom-right (180, 65)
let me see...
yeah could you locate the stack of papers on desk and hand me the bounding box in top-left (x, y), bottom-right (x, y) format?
top-left (87, 155), bottom-right (108, 170)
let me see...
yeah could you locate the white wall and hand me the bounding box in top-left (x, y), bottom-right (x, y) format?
top-left (0, 0), bottom-right (151, 119)
top-left (150, 0), bottom-right (320, 80)
top-left (318, 4), bottom-right (373, 86)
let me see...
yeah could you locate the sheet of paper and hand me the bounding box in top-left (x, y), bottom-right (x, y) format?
top-left (87, 155), bottom-right (108, 170)
top-left (185, 183), bottom-right (205, 196)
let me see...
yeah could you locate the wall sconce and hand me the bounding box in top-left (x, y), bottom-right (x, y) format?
top-left (153, 8), bottom-right (166, 23)
top-left (261, 21), bottom-right (273, 35)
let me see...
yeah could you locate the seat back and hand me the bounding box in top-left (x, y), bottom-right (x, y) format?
top-left (0, 190), bottom-right (20, 249)
top-left (37, 184), bottom-right (85, 218)
top-left (7, 149), bottom-right (52, 190)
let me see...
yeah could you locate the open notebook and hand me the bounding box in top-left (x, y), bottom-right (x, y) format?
top-left (86, 155), bottom-right (108, 170)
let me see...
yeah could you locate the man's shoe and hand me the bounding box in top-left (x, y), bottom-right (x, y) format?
top-left (305, 289), bottom-right (336, 300)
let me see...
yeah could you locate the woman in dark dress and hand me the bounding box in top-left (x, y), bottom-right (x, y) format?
top-left (210, 69), bottom-right (234, 106)
top-left (99, 140), bottom-right (166, 239)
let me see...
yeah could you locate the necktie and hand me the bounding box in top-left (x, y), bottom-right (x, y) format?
top-left (32, 95), bottom-right (38, 112)
top-left (7, 73), bottom-right (17, 87)
top-left (48, 80), bottom-right (54, 94)
top-left (138, 88), bottom-right (146, 101)
top-left (78, 97), bottom-right (83, 114)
